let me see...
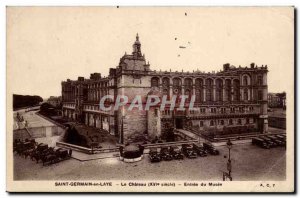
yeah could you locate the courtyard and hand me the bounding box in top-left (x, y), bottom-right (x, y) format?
top-left (13, 109), bottom-right (286, 181)
top-left (14, 143), bottom-right (286, 181)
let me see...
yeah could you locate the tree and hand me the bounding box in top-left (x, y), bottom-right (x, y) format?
top-left (276, 92), bottom-right (286, 108)
top-left (13, 94), bottom-right (43, 110)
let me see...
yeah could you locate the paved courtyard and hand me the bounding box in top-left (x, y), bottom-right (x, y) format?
top-left (14, 143), bottom-right (286, 181)
top-left (13, 109), bottom-right (286, 181)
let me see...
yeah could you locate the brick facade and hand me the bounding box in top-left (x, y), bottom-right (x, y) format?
top-left (61, 34), bottom-right (269, 144)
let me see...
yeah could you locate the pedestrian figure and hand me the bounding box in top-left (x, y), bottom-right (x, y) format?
top-left (68, 149), bottom-right (72, 157)
top-left (119, 146), bottom-right (124, 161)
top-left (119, 146), bottom-right (124, 157)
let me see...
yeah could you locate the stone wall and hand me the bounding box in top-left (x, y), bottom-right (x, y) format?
top-left (268, 116), bottom-right (286, 129)
top-left (123, 106), bottom-right (147, 143)
top-left (147, 107), bottom-right (161, 140)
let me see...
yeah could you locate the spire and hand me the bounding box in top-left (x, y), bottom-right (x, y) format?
top-left (132, 33), bottom-right (142, 56)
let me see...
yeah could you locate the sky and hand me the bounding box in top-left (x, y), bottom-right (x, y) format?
top-left (7, 7), bottom-right (294, 98)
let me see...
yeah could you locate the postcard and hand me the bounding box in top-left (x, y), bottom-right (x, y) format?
top-left (6, 6), bottom-right (294, 192)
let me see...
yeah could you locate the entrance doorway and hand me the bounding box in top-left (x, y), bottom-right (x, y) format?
top-left (258, 118), bottom-right (264, 133)
top-left (175, 118), bottom-right (183, 129)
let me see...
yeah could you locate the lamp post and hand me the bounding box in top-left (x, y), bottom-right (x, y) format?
top-left (120, 115), bottom-right (125, 144)
top-left (226, 139), bottom-right (233, 180)
top-left (223, 139), bottom-right (233, 181)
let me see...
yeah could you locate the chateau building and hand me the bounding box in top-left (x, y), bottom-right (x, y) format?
top-left (268, 92), bottom-right (286, 108)
top-left (61, 34), bottom-right (268, 144)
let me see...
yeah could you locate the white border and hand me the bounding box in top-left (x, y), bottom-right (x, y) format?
top-left (1, 1), bottom-right (298, 198)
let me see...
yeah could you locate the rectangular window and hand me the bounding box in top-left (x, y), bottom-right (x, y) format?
top-left (239, 107), bottom-right (244, 113)
top-left (211, 108), bottom-right (216, 113)
top-left (258, 90), bottom-right (263, 100)
top-left (200, 121), bottom-right (204, 127)
top-left (221, 108), bottom-right (226, 114)
top-left (230, 107), bottom-right (235, 113)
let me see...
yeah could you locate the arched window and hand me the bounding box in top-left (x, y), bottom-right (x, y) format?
top-left (200, 121), bottom-right (204, 127)
top-left (233, 79), bottom-right (240, 101)
top-left (195, 78), bottom-right (203, 87)
top-left (206, 79), bottom-right (213, 102)
top-left (162, 77), bottom-right (170, 87)
top-left (173, 78), bottom-right (182, 87)
top-left (229, 119), bottom-right (233, 125)
top-left (244, 88), bottom-right (248, 101)
top-left (184, 78), bottom-right (193, 87)
top-left (225, 79), bottom-right (231, 101)
top-left (151, 77), bottom-right (159, 88)
top-left (195, 79), bottom-right (203, 103)
top-left (238, 119), bottom-right (242, 125)
top-left (206, 89), bottom-right (212, 101)
top-left (173, 78), bottom-right (182, 103)
top-left (243, 76), bottom-right (248, 86)
top-left (216, 79), bottom-right (223, 101)
top-left (220, 120), bottom-right (225, 125)
top-left (195, 89), bottom-right (202, 103)
top-left (210, 120), bottom-right (214, 126)
top-left (162, 77), bottom-right (170, 99)
top-left (257, 75), bottom-right (263, 85)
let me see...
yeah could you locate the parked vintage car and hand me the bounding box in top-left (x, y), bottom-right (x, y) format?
top-left (169, 146), bottom-right (184, 160)
top-left (14, 140), bottom-right (36, 156)
top-left (55, 148), bottom-right (72, 160)
top-left (252, 137), bottom-right (270, 149)
top-left (41, 152), bottom-right (58, 166)
top-left (36, 143), bottom-right (48, 152)
top-left (160, 146), bottom-right (173, 161)
top-left (275, 135), bottom-right (286, 141)
top-left (192, 143), bottom-right (208, 157)
top-left (276, 135), bottom-right (287, 149)
top-left (182, 144), bottom-right (197, 158)
top-left (268, 136), bottom-right (285, 147)
top-left (260, 137), bottom-right (277, 147)
top-left (203, 143), bottom-right (220, 155)
top-left (149, 148), bottom-right (161, 163)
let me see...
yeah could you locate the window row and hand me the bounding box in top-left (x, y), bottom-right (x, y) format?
top-left (151, 75), bottom-right (264, 88)
top-left (189, 106), bottom-right (255, 114)
top-left (161, 106), bottom-right (256, 116)
top-left (199, 118), bottom-right (255, 127)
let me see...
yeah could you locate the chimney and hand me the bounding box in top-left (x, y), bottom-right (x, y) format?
top-left (223, 63), bottom-right (230, 71)
top-left (90, 73), bottom-right (101, 80)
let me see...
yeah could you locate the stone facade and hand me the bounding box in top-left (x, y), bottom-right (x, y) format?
top-left (61, 34), bottom-right (269, 144)
top-left (268, 92), bottom-right (286, 108)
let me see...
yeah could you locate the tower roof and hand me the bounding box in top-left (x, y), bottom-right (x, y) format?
top-left (134, 33), bottom-right (140, 45)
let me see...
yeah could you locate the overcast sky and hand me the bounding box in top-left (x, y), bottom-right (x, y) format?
top-left (7, 7), bottom-right (294, 98)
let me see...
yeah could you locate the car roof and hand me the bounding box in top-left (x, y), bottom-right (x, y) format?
top-left (254, 137), bottom-right (264, 141)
